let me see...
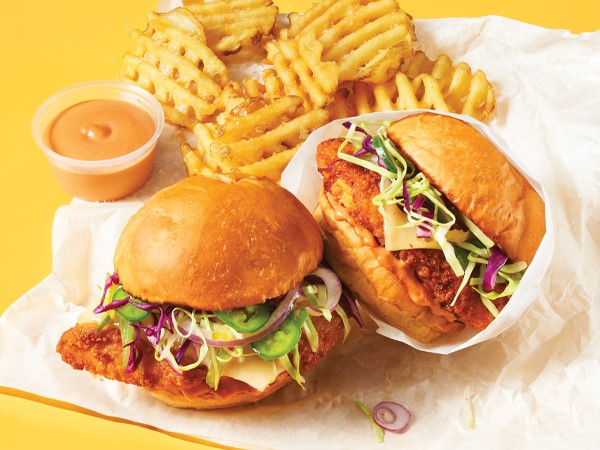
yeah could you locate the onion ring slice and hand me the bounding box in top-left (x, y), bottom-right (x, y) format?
top-left (306, 267), bottom-right (342, 312)
top-left (373, 401), bottom-right (411, 433)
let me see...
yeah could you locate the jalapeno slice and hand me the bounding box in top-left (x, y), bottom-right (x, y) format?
top-left (295, 308), bottom-right (309, 327)
top-left (214, 304), bottom-right (271, 333)
top-left (251, 314), bottom-right (302, 360)
top-left (119, 316), bottom-right (135, 368)
top-left (113, 287), bottom-right (151, 322)
top-left (372, 135), bottom-right (398, 173)
top-left (453, 245), bottom-right (470, 270)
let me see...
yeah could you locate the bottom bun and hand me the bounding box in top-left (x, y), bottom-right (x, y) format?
top-left (145, 371), bottom-right (292, 410)
top-left (317, 191), bottom-right (463, 342)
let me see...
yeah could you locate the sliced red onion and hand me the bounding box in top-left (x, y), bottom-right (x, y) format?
top-left (306, 267), bottom-right (342, 312)
top-left (175, 284), bottom-right (301, 347)
top-left (373, 401), bottom-right (411, 433)
top-left (129, 299), bottom-right (155, 311)
top-left (483, 248), bottom-right (508, 291)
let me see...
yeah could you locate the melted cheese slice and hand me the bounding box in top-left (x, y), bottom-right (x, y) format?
top-left (221, 355), bottom-right (283, 392)
top-left (381, 203), bottom-right (441, 251)
top-left (381, 203), bottom-right (470, 251)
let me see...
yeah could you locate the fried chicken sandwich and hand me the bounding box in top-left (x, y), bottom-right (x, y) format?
top-left (316, 112), bottom-right (545, 342)
top-left (57, 173), bottom-right (350, 409)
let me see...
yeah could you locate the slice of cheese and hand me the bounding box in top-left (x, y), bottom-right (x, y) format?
top-left (381, 203), bottom-right (441, 251)
top-left (220, 355), bottom-right (283, 392)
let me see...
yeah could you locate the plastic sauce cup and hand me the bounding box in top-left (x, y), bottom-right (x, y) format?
top-left (32, 81), bottom-right (164, 201)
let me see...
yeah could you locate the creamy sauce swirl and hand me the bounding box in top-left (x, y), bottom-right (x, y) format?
top-left (45, 99), bottom-right (155, 161)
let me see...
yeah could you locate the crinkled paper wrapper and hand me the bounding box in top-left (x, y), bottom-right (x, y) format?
top-left (281, 109), bottom-right (554, 354)
top-left (2, 16), bottom-right (600, 449)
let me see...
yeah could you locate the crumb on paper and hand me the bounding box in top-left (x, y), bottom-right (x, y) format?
top-left (356, 400), bottom-right (385, 443)
top-left (464, 386), bottom-right (476, 429)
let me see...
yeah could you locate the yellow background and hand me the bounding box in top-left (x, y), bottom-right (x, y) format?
top-left (0, 1), bottom-right (597, 449)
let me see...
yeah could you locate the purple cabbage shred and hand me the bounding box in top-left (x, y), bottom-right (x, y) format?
top-left (483, 248), bottom-right (508, 291)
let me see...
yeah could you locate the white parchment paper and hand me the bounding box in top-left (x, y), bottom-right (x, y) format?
top-left (2, 17), bottom-right (600, 449)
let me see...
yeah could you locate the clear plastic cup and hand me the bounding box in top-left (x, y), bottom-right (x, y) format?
top-left (32, 80), bottom-right (164, 201)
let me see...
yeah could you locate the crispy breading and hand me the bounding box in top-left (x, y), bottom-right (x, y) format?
top-left (316, 138), bottom-right (385, 244)
top-left (56, 314), bottom-right (343, 397)
top-left (397, 249), bottom-right (506, 332)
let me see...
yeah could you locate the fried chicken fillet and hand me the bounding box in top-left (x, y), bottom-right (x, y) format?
top-left (57, 314), bottom-right (343, 407)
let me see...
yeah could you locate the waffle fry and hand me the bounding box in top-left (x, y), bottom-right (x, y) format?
top-left (219, 79), bottom-right (266, 114)
top-left (183, 0), bottom-right (278, 55)
top-left (123, 0), bottom-right (501, 181)
top-left (222, 74), bottom-right (291, 105)
top-left (264, 38), bottom-right (339, 110)
top-left (330, 51), bottom-right (496, 121)
top-left (405, 52), bottom-right (496, 120)
top-left (287, 0), bottom-right (415, 83)
top-left (181, 96), bottom-right (329, 181)
top-left (122, 8), bottom-right (228, 129)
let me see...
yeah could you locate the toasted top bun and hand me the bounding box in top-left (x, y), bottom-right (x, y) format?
top-left (387, 113), bottom-right (545, 265)
top-left (114, 173), bottom-right (323, 311)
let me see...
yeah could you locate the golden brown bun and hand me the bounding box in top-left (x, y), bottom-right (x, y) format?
top-left (316, 192), bottom-right (463, 342)
top-left (144, 371), bottom-right (293, 410)
top-left (387, 113), bottom-right (545, 265)
top-left (114, 173), bottom-right (323, 311)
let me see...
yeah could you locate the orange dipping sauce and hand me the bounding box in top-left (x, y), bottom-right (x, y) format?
top-left (33, 81), bottom-right (164, 201)
top-left (45, 99), bottom-right (155, 161)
